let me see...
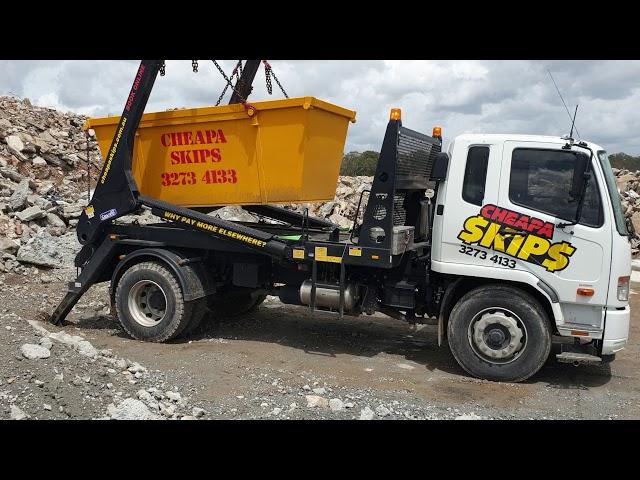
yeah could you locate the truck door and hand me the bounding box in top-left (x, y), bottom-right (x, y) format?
top-left (436, 138), bottom-right (503, 268)
top-left (495, 141), bottom-right (612, 330)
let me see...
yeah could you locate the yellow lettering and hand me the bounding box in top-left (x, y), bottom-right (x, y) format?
top-left (506, 234), bottom-right (526, 256)
top-left (458, 215), bottom-right (489, 244)
top-left (542, 242), bottom-right (576, 272)
top-left (479, 222), bottom-right (506, 252)
top-left (517, 235), bottom-right (550, 261)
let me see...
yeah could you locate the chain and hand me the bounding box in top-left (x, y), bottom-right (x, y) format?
top-left (192, 60), bottom-right (198, 73)
top-left (212, 60), bottom-right (249, 104)
top-left (262, 61), bottom-right (289, 98)
top-left (159, 61), bottom-right (165, 76)
top-left (215, 60), bottom-right (243, 106)
top-left (265, 63), bottom-right (273, 95)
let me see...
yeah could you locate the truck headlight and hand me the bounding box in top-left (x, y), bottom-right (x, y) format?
top-left (617, 276), bottom-right (630, 302)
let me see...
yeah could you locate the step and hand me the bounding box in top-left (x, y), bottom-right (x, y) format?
top-left (556, 352), bottom-right (602, 365)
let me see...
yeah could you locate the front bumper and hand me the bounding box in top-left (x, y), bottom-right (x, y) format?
top-left (602, 306), bottom-right (630, 355)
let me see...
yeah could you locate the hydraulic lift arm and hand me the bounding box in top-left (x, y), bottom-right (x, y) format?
top-left (76, 60), bottom-right (289, 257)
top-left (76, 60), bottom-right (161, 246)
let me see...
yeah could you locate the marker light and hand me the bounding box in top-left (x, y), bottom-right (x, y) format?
top-left (577, 288), bottom-right (594, 297)
top-left (618, 276), bottom-right (630, 301)
top-left (432, 126), bottom-right (442, 137)
top-left (390, 108), bottom-right (401, 121)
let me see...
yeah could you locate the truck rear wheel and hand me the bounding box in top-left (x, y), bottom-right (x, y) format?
top-left (184, 291), bottom-right (266, 334)
top-left (115, 261), bottom-right (206, 342)
top-left (447, 284), bottom-right (551, 383)
top-left (209, 292), bottom-right (267, 318)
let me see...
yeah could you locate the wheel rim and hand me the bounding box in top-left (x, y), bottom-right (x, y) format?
top-left (127, 280), bottom-right (168, 327)
top-left (467, 307), bottom-right (527, 364)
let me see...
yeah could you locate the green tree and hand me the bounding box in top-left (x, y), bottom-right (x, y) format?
top-left (340, 150), bottom-right (379, 176)
top-left (609, 153), bottom-right (640, 171)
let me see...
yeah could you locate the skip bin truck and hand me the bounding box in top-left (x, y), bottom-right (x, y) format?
top-left (49, 60), bottom-right (632, 382)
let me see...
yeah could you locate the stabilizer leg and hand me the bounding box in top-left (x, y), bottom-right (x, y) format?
top-left (49, 236), bottom-right (119, 325)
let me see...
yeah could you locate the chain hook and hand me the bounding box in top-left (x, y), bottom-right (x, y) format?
top-left (192, 60), bottom-right (199, 73)
top-left (159, 61), bottom-right (166, 77)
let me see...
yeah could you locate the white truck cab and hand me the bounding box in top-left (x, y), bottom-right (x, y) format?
top-left (431, 133), bottom-right (631, 371)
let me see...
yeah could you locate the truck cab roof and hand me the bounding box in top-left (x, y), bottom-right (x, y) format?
top-left (450, 133), bottom-right (604, 153)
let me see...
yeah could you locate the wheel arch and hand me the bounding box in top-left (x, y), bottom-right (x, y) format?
top-left (109, 248), bottom-right (214, 308)
top-left (438, 276), bottom-right (557, 343)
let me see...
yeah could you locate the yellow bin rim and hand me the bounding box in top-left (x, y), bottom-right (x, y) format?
top-left (84, 96), bottom-right (357, 129)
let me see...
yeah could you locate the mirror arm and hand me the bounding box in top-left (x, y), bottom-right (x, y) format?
top-left (557, 146), bottom-right (594, 230)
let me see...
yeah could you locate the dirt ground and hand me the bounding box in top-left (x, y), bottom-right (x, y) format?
top-left (1, 268), bottom-right (638, 420)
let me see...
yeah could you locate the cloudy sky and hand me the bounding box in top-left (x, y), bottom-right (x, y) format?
top-left (1, 60), bottom-right (639, 154)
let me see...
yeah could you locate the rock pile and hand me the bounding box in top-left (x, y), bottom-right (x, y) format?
top-left (281, 176), bottom-right (373, 229)
top-left (0, 95), bottom-right (101, 273)
top-left (614, 168), bottom-right (640, 254)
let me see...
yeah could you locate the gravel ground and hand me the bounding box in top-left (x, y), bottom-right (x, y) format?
top-left (1, 267), bottom-right (638, 420)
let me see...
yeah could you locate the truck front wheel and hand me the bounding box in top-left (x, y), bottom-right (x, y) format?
top-left (447, 284), bottom-right (551, 383)
top-left (115, 261), bottom-right (206, 342)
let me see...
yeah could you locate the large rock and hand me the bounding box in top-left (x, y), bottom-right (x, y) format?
top-left (76, 340), bottom-right (99, 359)
top-left (10, 405), bottom-right (28, 420)
top-left (16, 205), bottom-right (46, 222)
top-left (305, 395), bottom-right (329, 409)
top-left (16, 230), bottom-right (78, 268)
top-left (5, 135), bottom-right (25, 157)
top-left (47, 331), bottom-right (98, 358)
top-left (8, 179), bottom-right (30, 211)
top-left (632, 211), bottom-right (640, 235)
top-left (20, 343), bottom-right (51, 359)
top-left (0, 237), bottom-right (19, 254)
top-left (329, 398), bottom-right (344, 412)
top-left (108, 398), bottom-right (160, 420)
top-left (211, 206), bottom-right (258, 222)
top-left (359, 406), bottom-right (375, 420)
top-left (45, 213), bottom-right (65, 227)
top-left (616, 174), bottom-right (636, 192)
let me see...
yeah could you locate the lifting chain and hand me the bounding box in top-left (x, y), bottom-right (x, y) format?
top-left (215, 60), bottom-right (244, 106)
top-left (192, 60), bottom-right (199, 73)
top-left (159, 61), bottom-right (166, 77)
top-left (263, 60), bottom-right (289, 98)
top-left (212, 60), bottom-right (249, 105)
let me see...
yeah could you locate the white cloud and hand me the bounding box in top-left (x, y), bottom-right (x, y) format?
top-left (0, 60), bottom-right (638, 154)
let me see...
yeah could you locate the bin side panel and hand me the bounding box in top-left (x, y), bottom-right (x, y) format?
top-left (255, 108), bottom-right (305, 203)
top-left (301, 108), bottom-right (351, 202)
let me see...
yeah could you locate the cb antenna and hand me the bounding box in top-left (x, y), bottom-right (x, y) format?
top-left (569, 104), bottom-right (578, 140)
top-left (547, 69), bottom-right (581, 140)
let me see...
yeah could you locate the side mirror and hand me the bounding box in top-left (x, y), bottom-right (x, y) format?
top-left (570, 152), bottom-right (590, 201)
top-left (430, 152), bottom-right (449, 182)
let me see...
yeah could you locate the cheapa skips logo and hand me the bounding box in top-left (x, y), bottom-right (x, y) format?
top-left (457, 204), bottom-right (576, 273)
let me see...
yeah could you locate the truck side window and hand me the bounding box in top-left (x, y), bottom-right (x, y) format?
top-left (462, 146), bottom-right (489, 206)
top-left (509, 148), bottom-right (603, 227)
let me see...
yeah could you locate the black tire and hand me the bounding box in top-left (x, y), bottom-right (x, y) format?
top-left (181, 299), bottom-right (210, 336)
top-left (447, 284), bottom-right (551, 383)
top-left (115, 261), bottom-right (206, 342)
top-left (208, 291), bottom-right (266, 319)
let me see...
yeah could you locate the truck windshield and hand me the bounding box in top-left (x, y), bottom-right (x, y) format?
top-left (597, 150), bottom-right (628, 236)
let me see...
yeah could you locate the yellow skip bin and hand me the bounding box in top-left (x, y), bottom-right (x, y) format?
top-left (85, 97), bottom-right (356, 207)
